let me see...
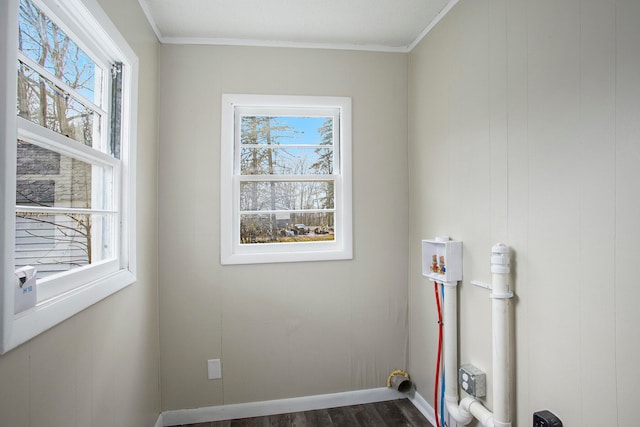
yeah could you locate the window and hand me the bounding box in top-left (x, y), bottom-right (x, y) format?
top-left (0, 0), bottom-right (138, 353)
top-left (221, 94), bottom-right (352, 264)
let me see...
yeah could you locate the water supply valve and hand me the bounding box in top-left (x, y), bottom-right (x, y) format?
top-left (421, 237), bottom-right (462, 284)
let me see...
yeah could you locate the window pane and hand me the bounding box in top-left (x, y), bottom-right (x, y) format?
top-left (18, 0), bottom-right (102, 104)
top-left (241, 116), bottom-right (332, 146)
top-left (16, 141), bottom-right (113, 210)
top-left (17, 62), bottom-right (100, 147)
top-left (240, 180), bottom-right (334, 211)
top-left (240, 147), bottom-right (333, 175)
top-left (16, 142), bottom-right (60, 175)
top-left (16, 179), bottom-right (55, 205)
top-left (14, 212), bottom-right (116, 279)
top-left (240, 212), bottom-right (335, 244)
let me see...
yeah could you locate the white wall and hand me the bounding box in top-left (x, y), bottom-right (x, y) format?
top-left (408, 0), bottom-right (640, 426)
top-left (0, 0), bottom-right (161, 425)
top-left (158, 45), bottom-right (409, 410)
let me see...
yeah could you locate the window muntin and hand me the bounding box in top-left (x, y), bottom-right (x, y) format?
top-left (239, 181), bottom-right (335, 211)
top-left (16, 141), bottom-right (114, 211)
top-left (240, 147), bottom-right (334, 175)
top-left (221, 95), bottom-right (352, 264)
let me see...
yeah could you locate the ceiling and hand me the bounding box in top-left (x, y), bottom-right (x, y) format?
top-left (137, 0), bottom-right (458, 52)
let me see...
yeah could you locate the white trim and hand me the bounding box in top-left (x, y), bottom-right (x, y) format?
top-left (220, 94), bottom-right (352, 265)
top-left (135, 0), bottom-right (163, 42)
top-left (135, 0), bottom-right (460, 53)
top-left (119, 41), bottom-right (138, 280)
top-left (35, 259), bottom-right (120, 302)
top-left (17, 117), bottom-right (119, 167)
top-left (408, 390), bottom-right (439, 427)
top-left (161, 36), bottom-right (411, 53)
top-left (153, 413), bottom-right (163, 427)
top-left (1, 0), bottom-right (138, 354)
top-left (15, 206), bottom-right (117, 215)
top-left (41, 0), bottom-right (136, 63)
top-left (0, 0), bottom-right (20, 356)
top-left (407, 0), bottom-right (460, 52)
top-left (162, 387), bottom-right (405, 426)
top-left (9, 270), bottom-right (134, 347)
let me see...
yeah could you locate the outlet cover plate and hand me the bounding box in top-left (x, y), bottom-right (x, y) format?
top-left (207, 359), bottom-right (222, 379)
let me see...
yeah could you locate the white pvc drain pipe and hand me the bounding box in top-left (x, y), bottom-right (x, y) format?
top-left (442, 243), bottom-right (512, 427)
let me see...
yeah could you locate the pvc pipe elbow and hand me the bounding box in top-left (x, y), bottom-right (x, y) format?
top-left (461, 396), bottom-right (494, 427)
top-left (459, 396), bottom-right (512, 427)
top-left (445, 395), bottom-right (473, 425)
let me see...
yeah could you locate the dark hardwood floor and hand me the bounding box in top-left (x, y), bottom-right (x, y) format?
top-left (171, 398), bottom-right (432, 427)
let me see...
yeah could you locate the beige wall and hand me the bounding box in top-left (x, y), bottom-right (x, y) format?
top-left (158, 45), bottom-right (409, 410)
top-left (5, 0), bottom-right (637, 424)
top-left (0, 0), bottom-right (160, 426)
top-left (408, 0), bottom-right (640, 426)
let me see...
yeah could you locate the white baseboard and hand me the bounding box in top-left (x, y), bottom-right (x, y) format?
top-left (409, 391), bottom-right (457, 427)
top-left (408, 391), bottom-right (437, 426)
top-left (161, 387), bottom-right (406, 426)
top-left (154, 413), bottom-right (163, 427)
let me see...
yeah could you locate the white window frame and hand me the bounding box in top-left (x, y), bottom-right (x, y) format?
top-left (0, 0), bottom-right (138, 354)
top-left (221, 94), bottom-right (352, 265)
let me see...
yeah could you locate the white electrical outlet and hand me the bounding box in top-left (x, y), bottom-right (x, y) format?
top-left (207, 359), bottom-right (222, 380)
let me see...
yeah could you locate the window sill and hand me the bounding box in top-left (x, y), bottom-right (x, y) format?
top-left (221, 245), bottom-right (353, 265)
top-left (2, 269), bottom-right (135, 354)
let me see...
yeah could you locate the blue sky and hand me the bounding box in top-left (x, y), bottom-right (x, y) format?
top-left (272, 116), bottom-right (329, 146)
top-left (19, 0), bottom-right (98, 104)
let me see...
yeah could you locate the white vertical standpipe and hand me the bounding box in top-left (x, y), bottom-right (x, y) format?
top-left (443, 282), bottom-right (473, 425)
top-left (441, 243), bottom-right (512, 427)
top-left (490, 243), bottom-right (512, 427)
